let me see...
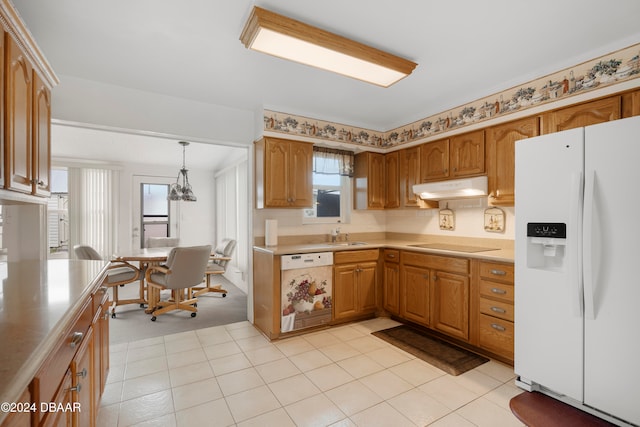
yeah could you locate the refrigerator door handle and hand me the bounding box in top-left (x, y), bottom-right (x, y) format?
top-left (583, 170), bottom-right (596, 320)
top-left (569, 172), bottom-right (584, 318)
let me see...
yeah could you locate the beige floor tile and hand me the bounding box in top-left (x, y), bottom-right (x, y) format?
top-left (168, 360), bottom-right (214, 388)
top-left (346, 335), bottom-right (388, 353)
top-left (350, 318), bottom-right (401, 334)
top-left (455, 397), bottom-right (524, 427)
top-left (225, 385), bottom-right (281, 423)
top-left (166, 347), bottom-right (207, 369)
top-left (100, 381), bottom-right (123, 407)
top-left (474, 360), bottom-right (517, 383)
top-left (389, 359), bottom-right (445, 386)
top-left (96, 403), bottom-right (119, 427)
top-left (164, 336), bottom-right (202, 355)
top-left (227, 324), bottom-right (262, 340)
top-left (106, 363), bottom-right (125, 384)
top-left (127, 336), bottom-right (163, 350)
top-left (324, 380), bottom-right (383, 416)
top-left (305, 364), bottom-right (354, 391)
top-left (388, 388), bottom-right (451, 425)
top-left (419, 375), bottom-right (480, 410)
top-left (235, 334), bottom-right (272, 351)
top-left (255, 357), bottom-right (301, 384)
top-left (203, 340), bottom-right (242, 360)
top-left (268, 373), bottom-right (321, 406)
top-left (208, 352), bottom-right (252, 376)
top-left (359, 369), bottom-right (413, 400)
top-left (363, 346), bottom-right (412, 368)
top-left (274, 336), bottom-right (316, 357)
top-left (171, 377), bottom-right (222, 411)
top-left (175, 398), bottom-right (234, 427)
top-left (110, 349), bottom-right (127, 367)
top-left (244, 344), bottom-right (286, 365)
top-left (236, 408), bottom-right (296, 427)
top-left (337, 354), bottom-right (385, 378)
top-left (124, 355), bottom-right (168, 381)
top-left (130, 413), bottom-right (177, 427)
top-left (195, 324), bottom-right (229, 338)
top-left (122, 370), bottom-right (171, 402)
top-left (349, 401), bottom-right (414, 427)
top-left (126, 343), bottom-right (166, 363)
top-left (289, 349), bottom-right (333, 371)
top-left (197, 329), bottom-right (234, 347)
top-left (118, 389), bottom-right (174, 426)
top-left (163, 330), bottom-right (197, 343)
top-left (429, 412), bottom-right (477, 427)
top-left (484, 383), bottom-right (524, 411)
top-left (303, 331), bottom-right (343, 348)
top-left (453, 368), bottom-right (503, 395)
top-left (285, 393), bottom-right (346, 427)
top-left (327, 419), bottom-right (357, 427)
top-left (319, 342), bottom-right (361, 362)
top-left (216, 367), bottom-right (265, 396)
top-left (110, 342), bottom-right (129, 353)
top-left (327, 325), bottom-right (367, 342)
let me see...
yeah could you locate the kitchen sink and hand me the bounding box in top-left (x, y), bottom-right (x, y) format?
top-left (327, 241), bottom-right (369, 246)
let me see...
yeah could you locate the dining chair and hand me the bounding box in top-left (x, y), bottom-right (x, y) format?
top-left (73, 244), bottom-right (143, 318)
top-left (193, 239), bottom-right (237, 298)
top-left (145, 245), bottom-right (212, 321)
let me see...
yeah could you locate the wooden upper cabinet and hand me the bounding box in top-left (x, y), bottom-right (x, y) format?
top-left (384, 151), bottom-right (399, 209)
top-left (5, 34), bottom-right (33, 194)
top-left (485, 116), bottom-right (539, 206)
top-left (622, 88), bottom-right (640, 118)
top-left (450, 130), bottom-right (484, 177)
top-left (400, 146), bottom-right (421, 207)
top-left (420, 138), bottom-right (449, 181)
top-left (354, 151), bottom-right (385, 209)
top-left (541, 96), bottom-right (621, 134)
top-left (33, 72), bottom-right (51, 197)
top-left (255, 137), bottom-right (313, 208)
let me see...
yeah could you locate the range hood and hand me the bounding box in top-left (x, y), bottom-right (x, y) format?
top-left (413, 176), bottom-right (488, 200)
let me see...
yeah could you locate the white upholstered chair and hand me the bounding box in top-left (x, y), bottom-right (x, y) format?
top-left (73, 244), bottom-right (142, 318)
top-left (193, 239), bottom-right (236, 298)
top-left (145, 245), bottom-right (212, 321)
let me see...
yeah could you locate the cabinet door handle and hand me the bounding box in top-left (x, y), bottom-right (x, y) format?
top-left (387, 254), bottom-right (396, 259)
top-left (76, 368), bottom-right (87, 378)
top-left (68, 383), bottom-right (82, 393)
top-left (69, 332), bottom-right (83, 349)
top-left (490, 323), bottom-right (506, 332)
top-left (490, 287), bottom-right (507, 295)
top-left (491, 306), bottom-right (507, 314)
top-left (489, 269), bottom-right (506, 276)
top-left (422, 274), bottom-right (429, 280)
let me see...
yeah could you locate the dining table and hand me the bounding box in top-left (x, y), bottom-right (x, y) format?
top-left (111, 247), bottom-right (174, 314)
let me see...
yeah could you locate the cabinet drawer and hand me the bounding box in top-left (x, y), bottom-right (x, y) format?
top-left (92, 284), bottom-right (109, 317)
top-left (478, 313), bottom-right (514, 359)
top-left (334, 249), bottom-right (379, 264)
top-left (479, 261), bottom-right (514, 283)
top-left (32, 299), bottom-right (93, 419)
top-left (383, 249), bottom-right (399, 263)
top-left (401, 251), bottom-right (469, 274)
top-left (479, 279), bottom-right (514, 303)
top-left (479, 297), bottom-right (514, 322)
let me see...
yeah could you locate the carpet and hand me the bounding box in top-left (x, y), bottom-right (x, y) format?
top-left (109, 275), bottom-right (247, 344)
top-left (372, 325), bottom-right (489, 376)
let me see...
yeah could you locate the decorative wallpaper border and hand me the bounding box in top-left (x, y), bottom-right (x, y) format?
top-left (264, 43), bottom-right (640, 148)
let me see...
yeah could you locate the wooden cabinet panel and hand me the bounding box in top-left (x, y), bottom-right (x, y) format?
top-left (354, 152), bottom-right (385, 209)
top-left (479, 261), bottom-right (514, 284)
top-left (420, 139), bottom-right (449, 181)
top-left (541, 96), bottom-right (621, 134)
top-left (5, 34), bottom-right (33, 193)
top-left (71, 326), bottom-right (94, 427)
top-left (478, 313), bottom-right (514, 360)
top-left (40, 370), bottom-right (72, 427)
top-left (32, 72), bottom-right (51, 196)
top-left (334, 249), bottom-right (379, 264)
top-left (401, 251), bottom-right (469, 275)
top-left (255, 137), bottom-right (313, 208)
top-left (450, 130), bottom-right (484, 177)
top-left (401, 265), bottom-right (430, 326)
top-left (1, 389), bottom-right (30, 427)
top-left (479, 298), bottom-right (514, 322)
top-left (384, 151), bottom-right (399, 208)
top-left (431, 271), bottom-right (469, 340)
top-left (358, 262), bottom-right (378, 313)
top-left (622, 89), bottom-right (640, 118)
top-left (399, 146), bottom-right (422, 207)
top-left (383, 260), bottom-right (400, 315)
top-left (333, 264), bottom-right (358, 320)
top-left (485, 116), bottom-right (539, 206)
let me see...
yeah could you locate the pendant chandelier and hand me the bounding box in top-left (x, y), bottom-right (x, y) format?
top-left (168, 141), bottom-right (197, 202)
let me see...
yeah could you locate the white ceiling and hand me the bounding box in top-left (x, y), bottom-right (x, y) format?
top-left (11, 0), bottom-right (640, 164)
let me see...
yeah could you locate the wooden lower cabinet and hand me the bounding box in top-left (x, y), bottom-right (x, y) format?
top-left (431, 270), bottom-right (469, 340)
top-left (71, 327), bottom-right (94, 427)
top-left (476, 261), bottom-right (515, 362)
top-left (333, 250), bottom-right (378, 321)
top-left (400, 264), bottom-right (431, 326)
top-left (382, 250), bottom-right (400, 315)
top-left (41, 370), bottom-right (73, 427)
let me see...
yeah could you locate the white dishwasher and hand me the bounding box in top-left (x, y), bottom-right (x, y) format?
top-left (281, 252), bottom-right (333, 333)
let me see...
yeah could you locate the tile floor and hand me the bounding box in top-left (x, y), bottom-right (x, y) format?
top-left (97, 318), bottom-right (525, 426)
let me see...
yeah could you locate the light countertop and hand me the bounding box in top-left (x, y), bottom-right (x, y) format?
top-left (253, 237), bottom-right (514, 263)
top-left (0, 259), bottom-right (108, 421)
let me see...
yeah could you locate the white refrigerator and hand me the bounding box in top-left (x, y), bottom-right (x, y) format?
top-left (514, 115), bottom-right (640, 427)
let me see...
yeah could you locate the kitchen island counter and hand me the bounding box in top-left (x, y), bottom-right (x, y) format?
top-left (0, 259), bottom-right (108, 424)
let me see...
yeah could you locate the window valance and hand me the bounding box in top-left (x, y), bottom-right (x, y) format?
top-left (312, 146), bottom-right (355, 177)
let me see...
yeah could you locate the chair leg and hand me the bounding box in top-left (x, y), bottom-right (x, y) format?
top-left (192, 273), bottom-right (228, 297)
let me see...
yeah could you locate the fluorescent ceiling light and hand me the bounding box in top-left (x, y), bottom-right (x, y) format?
top-left (240, 6), bottom-right (417, 87)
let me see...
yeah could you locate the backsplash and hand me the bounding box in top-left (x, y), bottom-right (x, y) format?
top-left (263, 42), bottom-right (640, 149)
